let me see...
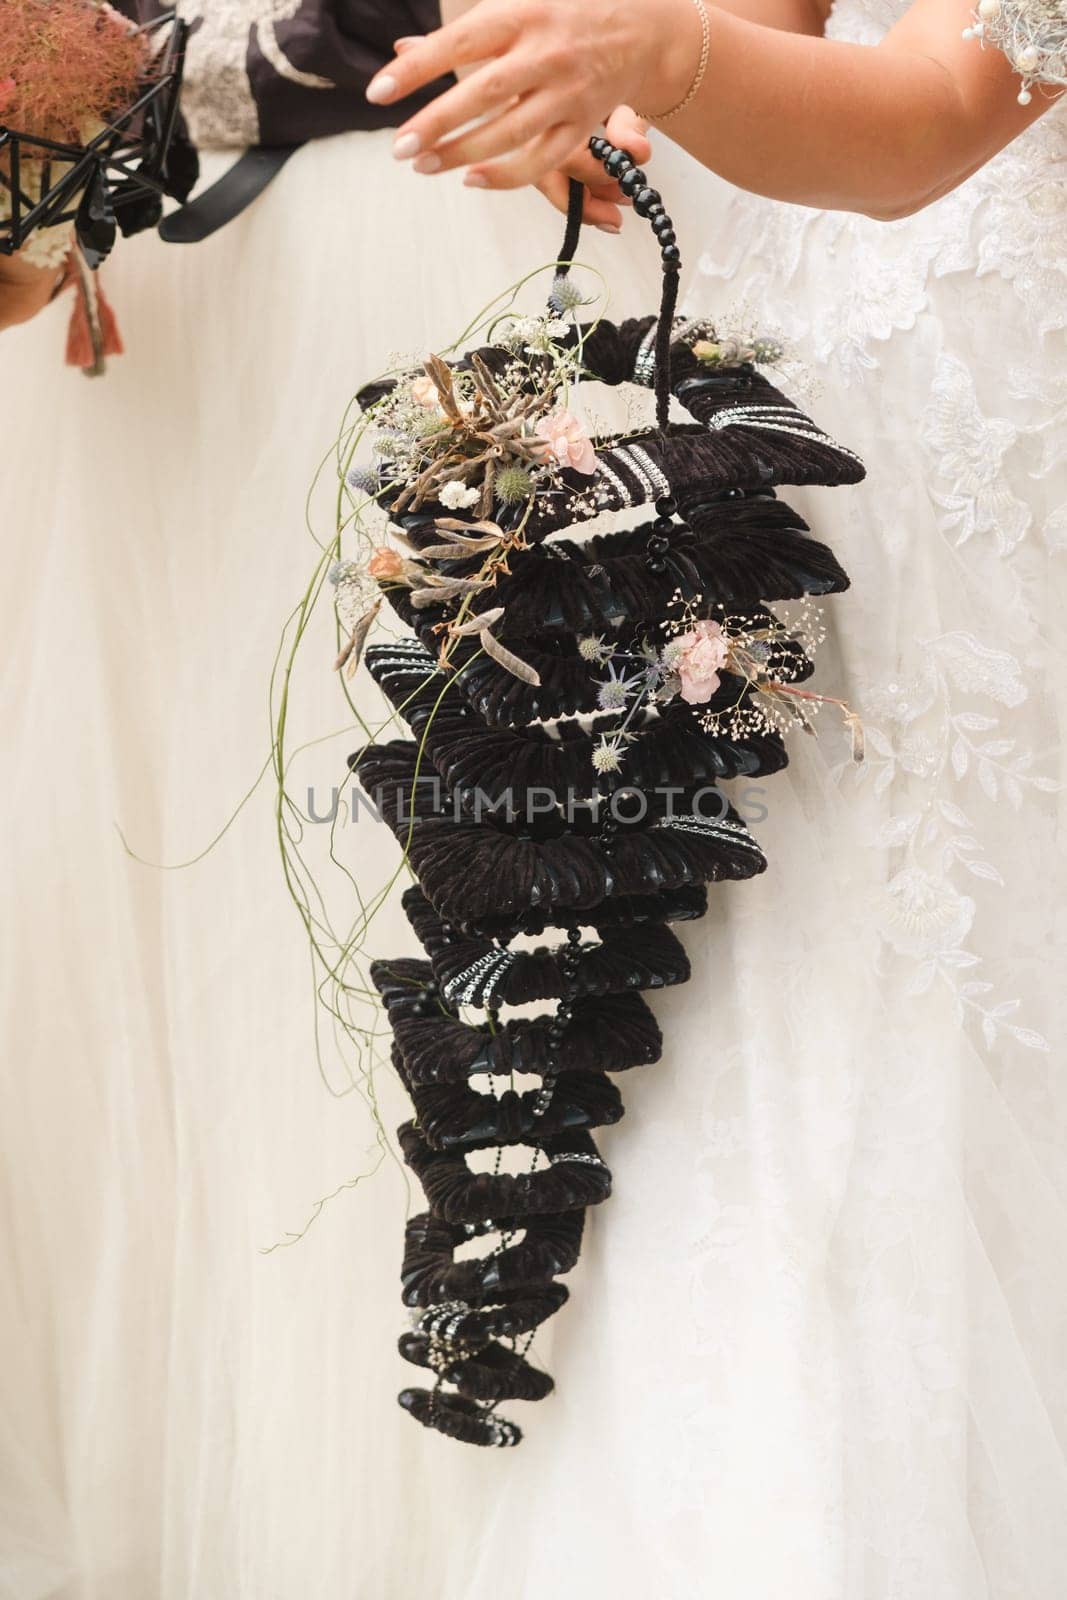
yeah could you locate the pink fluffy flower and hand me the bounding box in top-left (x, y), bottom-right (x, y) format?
top-left (535, 409), bottom-right (597, 476)
top-left (668, 620), bottom-right (730, 704)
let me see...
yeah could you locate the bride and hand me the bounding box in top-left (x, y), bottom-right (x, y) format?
top-left (2, 0), bottom-right (1063, 1594)
top-left (364, 2), bottom-right (1067, 1596)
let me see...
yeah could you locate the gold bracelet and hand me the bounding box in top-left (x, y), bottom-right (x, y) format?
top-left (639, 0), bottom-right (711, 122)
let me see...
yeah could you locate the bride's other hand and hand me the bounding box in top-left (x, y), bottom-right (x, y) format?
top-left (0, 250), bottom-right (60, 333)
top-left (369, 0), bottom-right (692, 194)
top-left (536, 107), bottom-right (652, 232)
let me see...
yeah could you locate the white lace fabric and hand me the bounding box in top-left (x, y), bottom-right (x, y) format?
top-left (677, 0), bottom-right (1067, 1591)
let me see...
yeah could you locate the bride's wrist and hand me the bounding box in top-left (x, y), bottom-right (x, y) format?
top-left (639, 0), bottom-right (711, 121)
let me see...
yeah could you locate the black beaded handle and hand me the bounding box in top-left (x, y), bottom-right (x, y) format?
top-left (555, 138), bottom-right (682, 433)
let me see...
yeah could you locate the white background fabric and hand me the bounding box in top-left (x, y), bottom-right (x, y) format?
top-left (677, 0), bottom-right (1067, 1591)
top-left (2, 66), bottom-right (1066, 1600)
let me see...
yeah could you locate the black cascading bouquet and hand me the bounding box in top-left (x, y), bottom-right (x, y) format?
top-left (309, 144), bottom-right (865, 1448)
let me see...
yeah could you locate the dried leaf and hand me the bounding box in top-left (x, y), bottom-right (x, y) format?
top-left (386, 526), bottom-right (423, 554)
top-left (480, 627), bottom-right (541, 686)
top-left (416, 534), bottom-right (505, 560)
top-left (413, 545), bottom-right (480, 563)
top-left (434, 518), bottom-right (507, 538)
top-left (333, 601), bottom-right (381, 677)
top-left (452, 606), bottom-right (504, 637)
top-left (413, 571), bottom-right (491, 593)
top-left (424, 353), bottom-right (462, 422)
top-left (409, 577), bottom-right (491, 608)
top-left (471, 352), bottom-right (504, 412)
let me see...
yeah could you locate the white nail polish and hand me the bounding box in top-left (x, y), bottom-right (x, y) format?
top-left (464, 172), bottom-right (489, 189)
top-left (393, 132), bottom-right (421, 160)
top-left (366, 73), bottom-right (397, 104)
top-left (596, 223), bottom-right (622, 234)
top-left (413, 153), bottom-right (443, 175)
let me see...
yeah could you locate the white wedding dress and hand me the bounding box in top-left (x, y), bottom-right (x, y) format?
top-left (563, 2), bottom-right (1067, 1592)
top-left (2, 0), bottom-right (1065, 1594)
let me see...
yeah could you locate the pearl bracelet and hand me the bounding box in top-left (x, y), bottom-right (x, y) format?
top-left (639, 0), bottom-right (711, 122)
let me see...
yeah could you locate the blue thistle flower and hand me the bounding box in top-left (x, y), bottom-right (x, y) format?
top-left (346, 464), bottom-right (380, 494)
top-left (547, 274), bottom-right (586, 315)
top-left (595, 663), bottom-right (644, 712)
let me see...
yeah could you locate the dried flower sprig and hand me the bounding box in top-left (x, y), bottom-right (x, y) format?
top-left (581, 592), bottom-right (864, 776)
top-left (672, 319), bottom-right (787, 371)
top-left (377, 324), bottom-right (584, 524)
top-left (344, 312), bottom-right (600, 685)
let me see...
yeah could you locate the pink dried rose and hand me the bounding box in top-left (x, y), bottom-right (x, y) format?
top-left (368, 547), bottom-right (405, 580)
top-left (535, 409), bottom-right (597, 476)
top-left (669, 620), bottom-right (730, 704)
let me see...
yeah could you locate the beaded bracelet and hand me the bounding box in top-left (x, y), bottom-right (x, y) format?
top-left (638, 0), bottom-right (711, 122)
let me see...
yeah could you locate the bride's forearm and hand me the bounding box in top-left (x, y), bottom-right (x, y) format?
top-left (659, 1), bottom-right (1036, 217)
top-left (375, 0), bottom-right (1051, 219)
top-left (439, 0), bottom-right (828, 36)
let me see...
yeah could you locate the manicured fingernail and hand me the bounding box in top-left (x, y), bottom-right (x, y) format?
top-left (596, 222), bottom-right (621, 234)
top-left (393, 131), bottom-right (421, 159)
top-left (413, 152), bottom-right (442, 174)
top-left (394, 37), bottom-right (421, 52)
top-left (366, 73), bottom-right (397, 104)
top-left (464, 171), bottom-right (489, 188)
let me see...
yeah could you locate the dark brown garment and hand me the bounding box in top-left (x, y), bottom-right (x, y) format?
top-left (120, 2), bottom-right (448, 144)
top-left (256, 0), bottom-right (448, 141)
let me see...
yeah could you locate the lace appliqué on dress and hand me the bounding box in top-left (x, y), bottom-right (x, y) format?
top-left (840, 632), bottom-right (1058, 1050)
top-left (924, 354), bottom-right (1031, 554)
top-left (688, 0), bottom-right (1067, 1062)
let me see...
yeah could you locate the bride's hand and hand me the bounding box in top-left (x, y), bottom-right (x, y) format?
top-left (369, 0), bottom-right (693, 194)
top-left (535, 107), bottom-right (653, 232)
top-left (0, 250), bottom-right (61, 333)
